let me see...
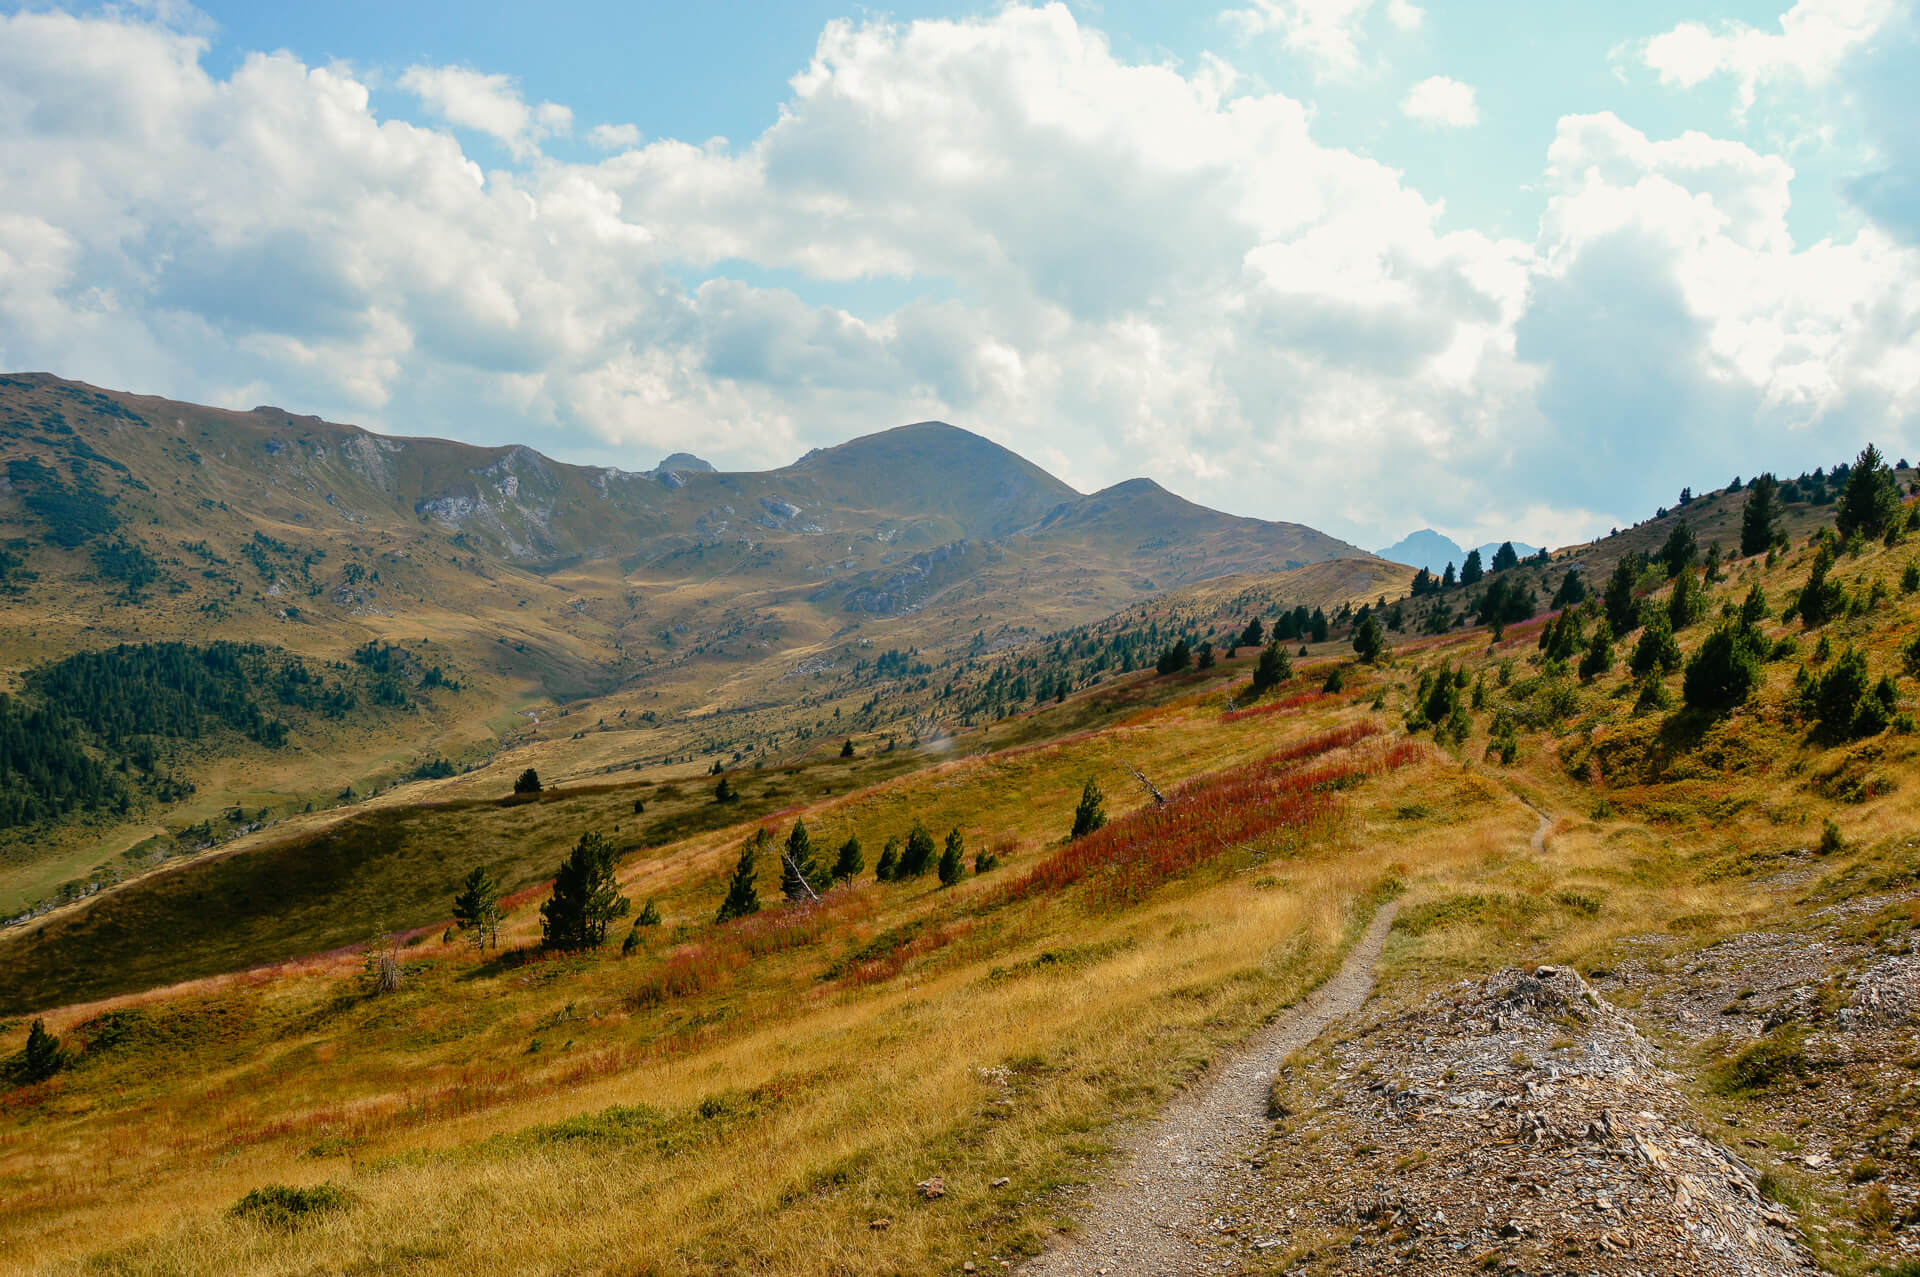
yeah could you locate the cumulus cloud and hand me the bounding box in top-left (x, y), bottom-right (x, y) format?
top-left (398, 64), bottom-right (571, 157)
top-left (0, 2), bottom-right (1915, 549)
top-left (588, 122), bottom-right (643, 151)
top-left (1640, 0), bottom-right (1900, 109)
top-left (1221, 0), bottom-right (1383, 75)
top-left (1401, 76), bottom-right (1479, 128)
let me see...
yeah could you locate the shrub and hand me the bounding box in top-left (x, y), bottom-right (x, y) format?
top-left (229, 1183), bottom-right (353, 1228)
top-left (937, 828), bottom-right (965, 887)
top-left (1682, 623), bottom-right (1766, 712)
top-left (1818, 820), bottom-right (1846, 855)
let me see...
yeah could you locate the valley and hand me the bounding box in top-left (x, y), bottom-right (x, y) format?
top-left (4, 378), bottom-right (1920, 1277)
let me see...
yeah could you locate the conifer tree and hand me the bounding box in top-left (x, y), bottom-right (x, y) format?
top-left (1629, 616), bottom-right (1682, 677)
top-left (1071, 778), bottom-right (1108, 839)
top-left (1837, 443), bottom-right (1902, 541)
top-left (621, 921), bottom-right (641, 957)
top-left (1239, 617), bottom-right (1265, 647)
top-left (901, 822), bottom-right (937, 877)
top-left (874, 836), bottom-right (901, 882)
top-left (1460, 549), bottom-right (1485, 586)
top-left (451, 865), bottom-right (502, 951)
top-left (1551, 568), bottom-right (1585, 609)
top-left (716, 829), bottom-right (766, 923)
top-left (832, 835), bottom-right (864, 885)
top-left (1579, 618), bottom-right (1615, 682)
top-left (938, 828), bottom-right (965, 886)
top-left (17, 1019), bottom-right (66, 1083)
top-left (1155, 639), bottom-right (1192, 675)
top-left (713, 776), bottom-right (737, 804)
top-left (513, 767), bottom-right (542, 796)
top-left (1442, 562), bottom-right (1457, 589)
top-left (1250, 641), bottom-right (1292, 697)
top-left (1740, 474), bottom-right (1781, 556)
top-left (1683, 622), bottom-right (1766, 711)
top-left (1196, 640), bottom-right (1215, 670)
top-left (782, 819), bottom-right (820, 902)
top-left (1667, 566), bottom-right (1705, 631)
top-left (1603, 553), bottom-right (1643, 633)
top-left (1659, 521), bottom-right (1697, 577)
top-left (1310, 608), bottom-right (1329, 643)
top-left (840, 738), bottom-right (855, 758)
top-left (1491, 541), bottom-right (1519, 573)
top-left (540, 831), bottom-right (629, 951)
top-left (1352, 613), bottom-right (1386, 664)
top-left (637, 897), bottom-right (661, 926)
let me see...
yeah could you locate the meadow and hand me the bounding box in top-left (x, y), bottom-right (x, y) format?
top-left (8, 490), bottom-right (1920, 1274)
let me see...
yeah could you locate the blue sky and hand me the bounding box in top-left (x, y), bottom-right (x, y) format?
top-left (0, 0), bottom-right (1915, 549)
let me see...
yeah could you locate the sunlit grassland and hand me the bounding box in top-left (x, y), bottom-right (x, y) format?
top-left (2, 692), bottom-right (1441, 1275)
top-left (11, 517), bottom-right (1920, 1273)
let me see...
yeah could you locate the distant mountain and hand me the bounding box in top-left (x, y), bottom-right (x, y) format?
top-left (1376, 529), bottom-right (1541, 574)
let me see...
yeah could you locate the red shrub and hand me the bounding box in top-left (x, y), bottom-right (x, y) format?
top-left (1001, 722), bottom-right (1417, 906)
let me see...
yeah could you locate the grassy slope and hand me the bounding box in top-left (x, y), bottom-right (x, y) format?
top-left (8, 492), bottom-right (1920, 1273)
top-left (0, 375), bottom-right (1368, 911)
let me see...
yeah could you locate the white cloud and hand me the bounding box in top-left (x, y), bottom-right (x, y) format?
top-left (588, 122), bottom-right (643, 151)
top-left (1401, 76), bottom-right (1479, 128)
top-left (1641, 0), bottom-right (1900, 109)
top-left (1221, 0), bottom-right (1381, 75)
top-left (398, 64), bottom-right (571, 157)
top-left (0, 3), bottom-right (1915, 549)
top-left (1385, 0), bottom-right (1425, 30)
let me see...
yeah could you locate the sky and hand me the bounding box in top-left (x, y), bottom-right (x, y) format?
top-left (0, 1), bottom-right (1915, 551)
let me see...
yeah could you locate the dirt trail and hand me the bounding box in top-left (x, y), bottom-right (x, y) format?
top-left (1022, 903), bottom-right (1400, 1277)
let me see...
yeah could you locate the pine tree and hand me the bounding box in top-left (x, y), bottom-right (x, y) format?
top-left (1460, 549), bottom-right (1485, 586)
top-left (832, 835), bottom-right (864, 885)
top-left (638, 897), bottom-right (661, 926)
top-left (1837, 443), bottom-right (1902, 541)
top-left (17, 1019), bottom-right (66, 1083)
top-left (513, 767), bottom-right (542, 796)
top-left (1196, 641), bottom-right (1215, 670)
top-left (1740, 474), bottom-right (1780, 556)
top-left (1667, 567), bottom-right (1705, 631)
top-left (1491, 541), bottom-right (1519, 574)
top-left (1659, 521), bottom-right (1697, 577)
top-left (1629, 616), bottom-right (1682, 677)
top-left (621, 921), bottom-right (641, 957)
top-left (716, 829), bottom-right (766, 923)
top-left (1352, 613), bottom-right (1386, 664)
top-left (1551, 569), bottom-right (1585, 609)
top-left (901, 822), bottom-right (937, 877)
top-left (1250, 641), bottom-right (1292, 697)
top-left (1579, 618), bottom-right (1615, 682)
top-left (1071, 778), bottom-right (1108, 839)
top-left (540, 831), bottom-right (630, 951)
top-left (1797, 538), bottom-right (1847, 627)
top-left (451, 865), bottom-right (502, 951)
top-left (782, 819), bottom-right (820, 902)
top-left (1603, 553), bottom-right (1643, 633)
top-left (1155, 639), bottom-right (1192, 675)
top-left (874, 836), bottom-right (901, 882)
top-left (1442, 562), bottom-right (1457, 589)
top-left (713, 776), bottom-right (737, 804)
top-left (1310, 608), bottom-right (1329, 643)
top-left (938, 828), bottom-right (965, 886)
top-left (840, 738), bottom-right (855, 758)
top-left (1683, 622), bottom-right (1766, 711)
top-left (1239, 617), bottom-right (1265, 647)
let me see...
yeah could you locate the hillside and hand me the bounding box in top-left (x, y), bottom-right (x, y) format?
top-left (0, 373), bottom-right (1368, 916)
top-left (9, 451), bottom-right (1920, 1275)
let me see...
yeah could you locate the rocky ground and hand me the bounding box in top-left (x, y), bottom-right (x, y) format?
top-left (1214, 964), bottom-right (1812, 1274)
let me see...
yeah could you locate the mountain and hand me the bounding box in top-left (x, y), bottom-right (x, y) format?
top-left (1376, 528), bottom-right (1543, 574)
top-left (0, 372), bottom-right (1377, 913)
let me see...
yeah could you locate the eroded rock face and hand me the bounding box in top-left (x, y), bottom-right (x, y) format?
top-left (843, 540), bottom-right (970, 615)
top-left (1227, 964), bottom-right (1810, 1275)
